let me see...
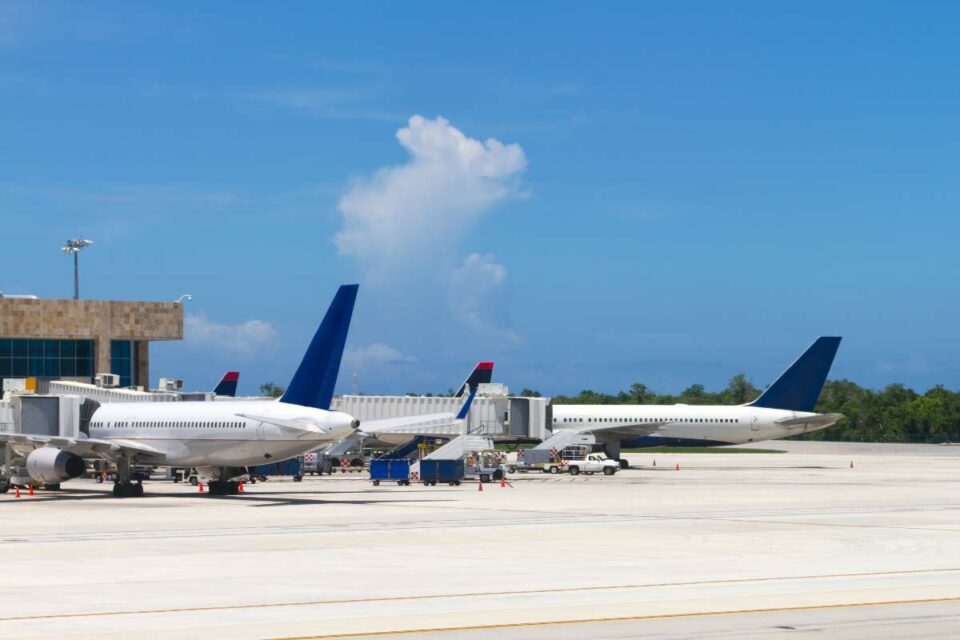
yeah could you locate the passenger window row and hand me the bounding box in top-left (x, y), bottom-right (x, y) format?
top-left (90, 420), bottom-right (246, 429)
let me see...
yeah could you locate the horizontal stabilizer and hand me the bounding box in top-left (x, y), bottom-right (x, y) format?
top-left (776, 412), bottom-right (844, 429)
top-left (359, 412), bottom-right (460, 437)
top-left (235, 413), bottom-right (325, 437)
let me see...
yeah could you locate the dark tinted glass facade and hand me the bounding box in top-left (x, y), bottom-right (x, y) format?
top-left (0, 338), bottom-right (95, 380)
top-left (110, 339), bottom-right (135, 387)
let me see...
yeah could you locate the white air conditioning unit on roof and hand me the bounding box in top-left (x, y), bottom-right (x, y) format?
top-left (158, 378), bottom-right (183, 392)
top-left (94, 373), bottom-right (120, 388)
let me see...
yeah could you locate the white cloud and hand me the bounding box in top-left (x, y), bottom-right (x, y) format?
top-left (344, 343), bottom-right (416, 371)
top-left (185, 313), bottom-right (277, 357)
top-left (449, 253), bottom-right (520, 344)
top-left (335, 115), bottom-right (526, 277)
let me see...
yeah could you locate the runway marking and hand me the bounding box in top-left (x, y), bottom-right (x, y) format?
top-left (271, 596), bottom-right (960, 639)
top-left (1, 567), bottom-right (958, 623)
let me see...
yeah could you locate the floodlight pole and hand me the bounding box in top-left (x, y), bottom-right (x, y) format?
top-left (73, 250), bottom-right (80, 300)
top-left (62, 238), bottom-right (93, 300)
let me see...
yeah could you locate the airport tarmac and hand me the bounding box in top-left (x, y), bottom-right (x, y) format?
top-left (2, 441), bottom-right (959, 639)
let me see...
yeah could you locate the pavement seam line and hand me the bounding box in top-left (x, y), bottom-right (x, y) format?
top-left (2, 568), bottom-right (959, 623)
top-left (268, 596), bottom-right (960, 639)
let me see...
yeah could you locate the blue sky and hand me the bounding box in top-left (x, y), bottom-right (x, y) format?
top-left (2, 1), bottom-right (958, 396)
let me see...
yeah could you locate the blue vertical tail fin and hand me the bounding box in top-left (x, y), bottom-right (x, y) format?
top-left (748, 336), bottom-right (842, 412)
top-left (280, 284), bottom-right (359, 410)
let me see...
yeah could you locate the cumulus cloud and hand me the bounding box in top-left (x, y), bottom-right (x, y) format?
top-left (335, 115), bottom-right (526, 277)
top-left (449, 253), bottom-right (520, 344)
top-left (344, 343), bottom-right (416, 371)
top-left (185, 313), bottom-right (277, 357)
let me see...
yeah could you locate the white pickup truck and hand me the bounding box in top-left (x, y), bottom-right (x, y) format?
top-left (564, 452), bottom-right (619, 476)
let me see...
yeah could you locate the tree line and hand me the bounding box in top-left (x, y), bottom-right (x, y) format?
top-left (520, 377), bottom-right (960, 444)
top-left (261, 376), bottom-right (960, 443)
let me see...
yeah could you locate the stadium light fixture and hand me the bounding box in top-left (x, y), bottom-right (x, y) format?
top-left (61, 238), bottom-right (94, 300)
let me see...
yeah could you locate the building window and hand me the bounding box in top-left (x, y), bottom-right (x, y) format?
top-left (0, 338), bottom-right (96, 383)
top-left (111, 340), bottom-right (134, 387)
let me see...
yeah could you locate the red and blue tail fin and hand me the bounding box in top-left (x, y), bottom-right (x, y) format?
top-left (280, 284), bottom-right (359, 410)
top-left (213, 371), bottom-right (239, 397)
top-left (454, 361), bottom-right (494, 398)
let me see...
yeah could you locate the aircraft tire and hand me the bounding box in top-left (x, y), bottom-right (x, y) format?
top-left (373, 480), bottom-right (380, 486)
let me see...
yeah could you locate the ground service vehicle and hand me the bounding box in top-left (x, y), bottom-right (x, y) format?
top-left (565, 452), bottom-right (619, 476)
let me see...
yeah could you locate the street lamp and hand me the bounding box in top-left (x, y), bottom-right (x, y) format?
top-left (61, 238), bottom-right (93, 300)
top-left (175, 294), bottom-right (192, 304)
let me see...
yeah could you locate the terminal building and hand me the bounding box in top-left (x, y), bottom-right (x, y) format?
top-left (0, 297), bottom-right (183, 392)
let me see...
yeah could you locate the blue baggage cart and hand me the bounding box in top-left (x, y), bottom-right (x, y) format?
top-left (252, 457), bottom-right (304, 482)
top-left (370, 459), bottom-right (411, 486)
top-left (420, 459), bottom-right (464, 486)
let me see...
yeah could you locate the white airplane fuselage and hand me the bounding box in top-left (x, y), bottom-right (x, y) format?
top-left (551, 404), bottom-right (839, 446)
top-left (89, 400), bottom-right (358, 467)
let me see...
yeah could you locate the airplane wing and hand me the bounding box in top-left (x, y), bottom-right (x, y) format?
top-left (0, 433), bottom-right (167, 461)
top-left (359, 412), bottom-right (460, 437)
top-left (573, 420), bottom-right (665, 441)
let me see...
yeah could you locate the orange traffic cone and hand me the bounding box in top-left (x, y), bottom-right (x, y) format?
top-left (28, 485), bottom-right (34, 496)
top-left (238, 482), bottom-right (244, 493)
top-left (850, 461), bottom-right (854, 469)
top-left (15, 487), bottom-right (20, 498)
top-left (652, 459), bottom-right (656, 467)
top-left (198, 482), bottom-right (204, 493)
top-left (500, 476), bottom-right (506, 488)
top-left (675, 463), bottom-right (680, 471)
top-left (478, 481), bottom-right (483, 492)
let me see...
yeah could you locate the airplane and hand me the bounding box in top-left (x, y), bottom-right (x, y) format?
top-left (0, 284), bottom-right (420, 498)
top-left (550, 337), bottom-right (844, 467)
top-left (324, 361), bottom-right (493, 460)
top-left (213, 371), bottom-right (240, 397)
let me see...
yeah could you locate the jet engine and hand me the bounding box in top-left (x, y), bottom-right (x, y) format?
top-left (26, 448), bottom-right (86, 484)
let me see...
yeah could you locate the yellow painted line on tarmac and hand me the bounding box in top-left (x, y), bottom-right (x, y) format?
top-left (0, 568), bottom-right (958, 623)
top-left (273, 596), bottom-right (960, 639)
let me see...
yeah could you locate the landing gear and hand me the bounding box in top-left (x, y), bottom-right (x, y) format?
top-left (0, 479), bottom-right (9, 494)
top-left (207, 480), bottom-right (241, 496)
top-left (43, 483), bottom-right (61, 491)
top-left (112, 481), bottom-right (144, 497)
top-left (111, 455), bottom-right (145, 498)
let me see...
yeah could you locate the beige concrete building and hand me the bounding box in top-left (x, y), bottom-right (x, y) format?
top-left (0, 298), bottom-right (183, 388)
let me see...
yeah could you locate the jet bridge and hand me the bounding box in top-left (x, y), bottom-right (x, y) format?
top-left (330, 394), bottom-right (550, 442)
